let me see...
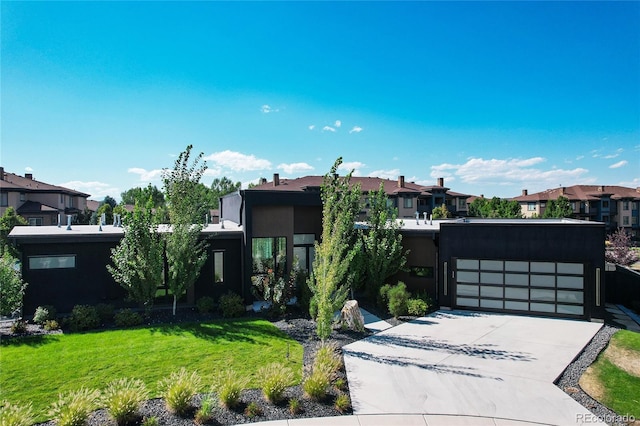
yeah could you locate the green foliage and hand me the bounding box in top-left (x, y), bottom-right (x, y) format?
top-left (0, 399), bottom-right (35, 426)
top-left (333, 377), bottom-right (347, 391)
top-left (407, 298), bottom-right (428, 316)
top-left (387, 282), bottom-right (410, 318)
top-left (468, 197), bottom-right (522, 218)
top-left (542, 195), bottom-right (573, 218)
top-left (114, 309), bottom-right (144, 328)
top-left (141, 416), bottom-right (159, 426)
top-left (303, 370), bottom-right (330, 401)
top-left (95, 304), bottom-right (115, 323)
top-left (313, 342), bottom-right (342, 380)
top-left (96, 202), bottom-right (114, 225)
top-left (10, 320), bottom-right (27, 335)
top-left (194, 394), bottom-right (216, 424)
top-left (0, 207), bottom-right (27, 257)
top-left (334, 393), bottom-right (351, 413)
top-left (310, 158), bottom-right (362, 340)
top-left (102, 378), bottom-right (149, 425)
top-left (213, 370), bottom-right (247, 409)
top-left (209, 177), bottom-right (241, 210)
top-left (288, 397), bottom-right (302, 415)
top-left (196, 296), bottom-right (216, 314)
top-left (48, 388), bottom-right (100, 426)
top-left (244, 401), bottom-right (262, 418)
top-left (44, 319), bottom-right (60, 331)
top-left (107, 201), bottom-right (164, 314)
top-left (218, 292), bottom-right (245, 318)
top-left (257, 363), bottom-right (294, 404)
top-left (33, 305), bottom-right (57, 324)
top-left (0, 252), bottom-right (28, 317)
top-left (431, 203), bottom-right (452, 219)
top-left (67, 305), bottom-right (100, 331)
top-left (251, 256), bottom-right (300, 317)
top-left (378, 284), bottom-right (392, 310)
top-left (360, 183), bottom-right (408, 299)
top-left (158, 368), bottom-right (201, 416)
top-left (121, 184), bottom-right (165, 208)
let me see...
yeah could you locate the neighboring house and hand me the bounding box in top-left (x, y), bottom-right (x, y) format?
top-left (513, 186), bottom-right (640, 236)
top-left (0, 167), bottom-right (90, 226)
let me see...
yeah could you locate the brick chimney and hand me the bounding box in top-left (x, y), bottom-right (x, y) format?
top-left (398, 175), bottom-right (405, 188)
top-left (437, 177), bottom-right (444, 187)
top-left (0, 167), bottom-right (4, 181)
top-left (522, 189), bottom-right (528, 196)
top-left (260, 177), bottom-right (267, 185)
top-left (273, 173), bottom-right (280, 187)
top-left (25, 173), bottom-right (33, 180)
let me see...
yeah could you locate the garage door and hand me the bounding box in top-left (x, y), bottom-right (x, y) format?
top-left (453, 259), bottom-right (585, 317)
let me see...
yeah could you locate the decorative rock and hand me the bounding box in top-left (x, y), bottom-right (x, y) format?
top-left (340, 300), bottom-right (365, 332)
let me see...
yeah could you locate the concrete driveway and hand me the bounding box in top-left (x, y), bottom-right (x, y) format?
top-left (343, 310), bottom-right (604, 426)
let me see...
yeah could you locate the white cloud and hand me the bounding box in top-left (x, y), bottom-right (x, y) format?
top-left (430, 157), bottom-right (591, 188)
top-left (338, 161), bottom-right (365, 176)
top-left (322, 126), bottom-right (336, 132)
top-left (277, 162), bottom-right (314, 174)
top-left (58, 180), bottom-right (120, 199)
top-left (368, 169), bottom-right (401, 180)
top-left (576, 155), bottom-right (584, 161)
top-left (335, 120), bottom-right (342, 128)
top-left (25, 166), bottom-right (33, 172)
top-left (261, 104), bottom-right (279, 113)
top-left (349, 126), bottom-right (363, 134)
top-left (308, 125), bottom-right (316, 130)
top-left (203, 168), bottom-right (222, 177)
top-left (610, 160), bottom-right (628, 169)
top-left (205, 150), bottom-right (272, 171)
top-left (128, 167), bottom-right (163, 181)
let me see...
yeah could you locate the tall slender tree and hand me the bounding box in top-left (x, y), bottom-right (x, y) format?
top-left (162, 145), bottom-right (209, 315)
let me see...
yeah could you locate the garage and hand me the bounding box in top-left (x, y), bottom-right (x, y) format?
top-left (438, 219), bottom-right (606, 321)
top-left (453, 258), bottom-right (586, 317)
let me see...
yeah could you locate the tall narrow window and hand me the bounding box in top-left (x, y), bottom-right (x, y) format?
top-left (294, 234), bottom-right (315, 274)
top-left (0, 193), bottom-right (7, 207)
top-left (252, 237), bottom-right (286, 276)
top-left (213, 251), bottom-right (224, 283)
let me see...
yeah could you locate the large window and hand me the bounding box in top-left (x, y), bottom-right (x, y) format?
top-left (28, 217), bottom-right (43, 226)
top-left (213, 251), bottom-right (224, 283)
top-left (29, 255), bottom-right (76, 270)
top-left (403, 197), bottom-right (413, 209)
top-left (252, 237), bottom-right (286, 274)
top-left (527, 203), bottom-right (536, 211)
top-left (623, 201), bottom-right (630, 211)
top-left (0, 193), bottom-right (7, 207)
top-left (294, 234), bottom-right (315, 274)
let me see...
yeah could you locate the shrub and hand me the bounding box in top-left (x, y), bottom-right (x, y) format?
top-left (303, 370), bottom-right (330, 401)
top-left (196, 296), bottom-right (216, 314)
top-left (387, 282), bottom-right (409, 318)
top-left (288, 397), bottom-right (302, 415)
top-left (114, 309), bottom-right (143, 328)
top-left (102, 378), bottom-right (149, 425)
top-left (257, 363), bottom-right (294, 404)
top-left (10, 320), bottom-right (27, 335)
top-left (48, 388), bottom-right (100, 426)
top-left (194, 394), bottom-right (216, 424)
top-left (212, 370), bottom-right (247, 409)
top-left (67, 305), bottom-right (100, 331)
top-left (0, 400), bottom-right (35, 426)
top-left (218, 292), bottom-right (245, 318)
top-left (407, 298), bottom-right (428, 316)
top-left (33, 305), bottom-right (57, 324)
top-left (334, 393), bottom-right (351, 413)
top-left (141, 417), bottom-right (159, 426)
top-left (95, 304), bottom-right (115, 323)
top-left (244, 401), bottom-right (261, 418)
top-left (44, 319), bottom-right (60, 331)
top-left (314, 342), bottom-right (342, 380)
top-left (378, 283), bottom-right (393, 310)
top-left (158, 368), bottom-right (201, 417)
top-left (333, 377), bottom-right (347, 391)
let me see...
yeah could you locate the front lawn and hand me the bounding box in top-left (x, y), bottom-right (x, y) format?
top-left (0, 318), bottom-right (303, 422)
top-left (580, 329), bottom-right (640, 419)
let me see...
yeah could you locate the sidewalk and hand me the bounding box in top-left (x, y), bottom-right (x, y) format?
top-left (249, 413), bottom-right (553, 425)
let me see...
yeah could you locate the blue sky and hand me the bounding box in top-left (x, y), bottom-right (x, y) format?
top-left (1, 1), bottom-right (638, 201)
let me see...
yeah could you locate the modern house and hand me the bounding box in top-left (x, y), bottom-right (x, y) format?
top-left (513, 185), bottom-right (640, 237)
top-left (0, 167), bottom-right (90, 226)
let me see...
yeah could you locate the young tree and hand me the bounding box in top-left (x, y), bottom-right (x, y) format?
top-left (543, 196), bottom-right (573, 218)
top-left (121, 184), bottom-right (165, 208)
top-left (0, 252), bottom-right (28, 317)
top-left (606, 228), bottom-right (639, 266)
top-left (467, 197), bottom-right (521, 218)
top-left (361, 183), bottom-right (407, 299)
top-left (107, 201), bottom-right (164, 313)
top-left (308, 158), bottom-right (363, 340)
top-left (432, 204), bottom-right (452, 219)
top-left (162, 145), bottom-right (209, 315)
top-left (0, 207), bottom-right (27, 257)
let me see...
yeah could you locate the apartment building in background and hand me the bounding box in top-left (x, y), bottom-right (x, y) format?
top-left (0, 167), bottom-right (90, 226)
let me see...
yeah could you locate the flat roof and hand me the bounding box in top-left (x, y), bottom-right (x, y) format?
top-left (387, 217), bottom-right (603, 234)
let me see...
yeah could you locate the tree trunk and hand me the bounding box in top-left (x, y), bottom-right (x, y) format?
top-left (173, 295), bottom-right (177, 316)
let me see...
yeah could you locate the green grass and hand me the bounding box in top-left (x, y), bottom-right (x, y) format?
top-left (0, 319), bottom-right (303, 423)
top-left (610, 328), bottom-right (640, 351)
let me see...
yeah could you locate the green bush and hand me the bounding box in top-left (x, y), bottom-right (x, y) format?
top-left (33, 305), bottom-right (57, 324)
top-left (314, 342), bottom-right (342, 380)
top-left (67, 305), bottom-right (100, 331)
top-left (378, 283), bottom-right (393, 310)
top-left (102, 378), bottom-right (149, 425)
top-left (44, 319), bottom-right (60, 331)
top-left (194, 394), bottom-right (216, 424)
top-left (303, 370), bottom-right (330, 401)
top-left (288, 397), bottom-right (302, 415)
top-left (334, 393), bottom-right (351, 413)
top-left (114, 309), bottom-right (143, 328)
top-left (48, 388), bottom-right (100, 426)
top-left (196, 296), bottom-right (216, 314)
top-left (407, 298), bottom-right (428, 316)
top-left (10, 320), bottom-right (27, 335)
top-left (333, 377), bottom-right (347, 391)
top-left (244, 401), bottom-right (261, 418)
top-left (0, 400), bottom-right (35, 426)
top-left (387, 282), bottom-right (409, 318)
top-left (213, 370), bottom-right (247, 409)
top-left (158, 368), bottom-right (201, 417)
top-left (257, 363), bottom-right (294, 404)
top-left (218, 292), bottom-right (245, 318)
top-left (95, 304), bottom-right (115, 323)
top-left (141, 417), bottom-right (159, 426)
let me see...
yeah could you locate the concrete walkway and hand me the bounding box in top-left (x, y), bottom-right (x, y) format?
top-left (361, 308), bottom-right (393, 333)
top-left (248, 413), bottom-right (557, 425)
top-left (343, 310), bottom-right (604, 426)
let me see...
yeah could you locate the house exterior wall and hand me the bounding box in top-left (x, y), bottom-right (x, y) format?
top-left (394, 234), bottom-right (438, 298)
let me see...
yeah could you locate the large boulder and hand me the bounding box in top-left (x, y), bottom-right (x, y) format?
top-left (340, 300), bottom-right (365, 332)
